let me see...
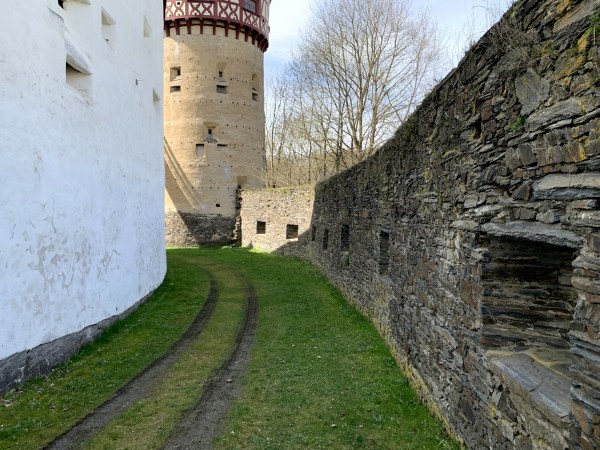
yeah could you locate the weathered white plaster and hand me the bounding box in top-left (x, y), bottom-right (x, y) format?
top-left (0, 0), bottom-right (166, 360)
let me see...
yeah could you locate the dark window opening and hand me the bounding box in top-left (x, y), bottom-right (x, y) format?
top-left (218, 71), bottom-right (224, 78)
top-left (474, 118), bottom-right (482, 140)
top-left (286, 224), bottom-right (299, 240)
top-left (341, 224), bottom-right (350, 251)
top-left (480, 236), bottom-right (577, 427)
top-left (311, 226), bottom-right (316, 242)
top-left (256, 221), bottom-right (266, 234)
top-left (379, 231), bottom-right (390, 275)
top-left (252, 88), bottom-right (258, 102)
top-left (170, 85), bottom-right (181, 93)
top-left (480, 238), bottom-right (577, 351)
top-left (195, 144), bottom-right (204, 158)
top-left (216, 85), bottom-right (227, 94)
top-left (215, 204), bottom-right (220, 208)
top-left (323, 229), bottom-right (329, 250)
top-left (243, 0), bottom-right (257, 13)
top-left (170, 67), bottom-right (181, 81)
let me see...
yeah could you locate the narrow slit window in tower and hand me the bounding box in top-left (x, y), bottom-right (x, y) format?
top-left (170, 85), bottom-right (181, 93)
top-left (101, 8), bottom-right (116, 46)
top-left (195, 144), bottom-right (204, 158)
top-left (311, 226), bottom-right (316, 242)
top-left (323, 229), bottom-right (329, 250)
top-left (170, 67), bottom-right (181, 81)
top-left (66, 62), bottom-right (91, 101)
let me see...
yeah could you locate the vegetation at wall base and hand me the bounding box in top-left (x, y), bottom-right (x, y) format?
top-left (0, 253), bottom-right (211, 449)
top-left (0, 248), bottom-right (458, 449)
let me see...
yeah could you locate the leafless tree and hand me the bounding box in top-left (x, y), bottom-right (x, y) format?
top-left (265, 0), bottom-right (446, 186)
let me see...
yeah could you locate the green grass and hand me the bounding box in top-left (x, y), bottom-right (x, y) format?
top-left (200, 248), bottom-right (459, 450)
top-left (0, 253), bottom-right (211, 449)
top-left (0, 248), bottom-right (459, 449)
top-left (86, 257), bottom-right (247, 449)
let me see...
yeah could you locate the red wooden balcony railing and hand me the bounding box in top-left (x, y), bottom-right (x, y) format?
top-left (164, 0), bottom-right (269, 52)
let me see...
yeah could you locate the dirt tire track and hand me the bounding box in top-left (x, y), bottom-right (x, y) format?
top-left (162, 276), bottom-right (259, 450)
top-left (44, 273), bottom-right (219, 450)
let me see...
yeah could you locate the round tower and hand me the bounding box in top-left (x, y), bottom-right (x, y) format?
top-left (163, 0), bottom-right (269, 246)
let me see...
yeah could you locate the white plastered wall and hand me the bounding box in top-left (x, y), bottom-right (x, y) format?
top-left (0, 0), bottom-right (166, 360)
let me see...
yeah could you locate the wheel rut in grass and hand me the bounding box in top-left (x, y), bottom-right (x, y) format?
top-left (44, 273), bottom-right (219, 450)
top-left (162, 275), bottom-right (259, 450)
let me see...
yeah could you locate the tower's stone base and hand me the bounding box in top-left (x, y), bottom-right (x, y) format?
top-left (165, 212), bottom-right (235, 247)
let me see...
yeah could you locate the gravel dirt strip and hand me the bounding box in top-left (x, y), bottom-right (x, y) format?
top-left (44, 273), bottom-right (219, 450)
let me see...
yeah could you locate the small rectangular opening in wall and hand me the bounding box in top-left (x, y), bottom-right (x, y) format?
top-left (252, 88), bottom-right (258, 102)
top-left (286, 224), bottom-right (299, 240)
top-left (341, 224), bottom-right (350, 251)
top-left (256, 221), bottom-right (266, 234)
top-left (170, 67), bottom-right (181, 81)
top-left (379, 231), bottom-right (390, 275)
top-left (170, 85), bottom-right (181, 93)
top-left (216, 85), bottom-right (227, 94)
top-left (101, 8), bottom-right (116, 46)
top-left (216, 204), bottom-right (220, 208)
top-left (66, 62), bottom-right (91, 101)
top-left (323, 229), bottom-right (329, 250)
top-left (311, 226), bottom-right (316, 242)
top-left (143, 15), bottom-right (152, 37)
top-left (195, 144), bottom-right (204, 158)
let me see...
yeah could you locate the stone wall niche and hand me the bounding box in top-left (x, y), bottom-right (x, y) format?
top-left (481, 236), bottom-right (577, 448)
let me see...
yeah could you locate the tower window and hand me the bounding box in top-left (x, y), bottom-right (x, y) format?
top-left (243, 0), bottom-right (257, 13)
top-left (170, 85), bottom-right (181, 93)
top-left (218, 71), bottom-right (224, 78)
top-left (311, 226), bottom-right (316, 242)
top-left (252, 88), bottom-right (258, 102)
top-left (217, 85), bottom-right (227, 94)
top-left (66, 62), bottom-right (91, 101)
top-left (196, 144), bottom-right (204, 158)
top-left (101, 8), bottom-right (116, 46)
top-left (323, 229), bottom-right (329, 250)
top-left (170, 67), bottom-right (181, 81)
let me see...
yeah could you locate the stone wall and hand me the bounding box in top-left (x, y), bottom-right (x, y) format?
top-left (165, 211), bottom-right (235, 246)
top-left (243, 0), bottom-right (600, 448)
top-left (240, 187), bottom-right (314, 255)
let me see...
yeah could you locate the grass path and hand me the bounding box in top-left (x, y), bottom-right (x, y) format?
top-left (0, 253), bottom-right (212, 449)
top-left (0, 248), bottom-right (458, 449)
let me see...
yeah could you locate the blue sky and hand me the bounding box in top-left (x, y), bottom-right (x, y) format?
top-left (265, 0), bottom-right (513, 76)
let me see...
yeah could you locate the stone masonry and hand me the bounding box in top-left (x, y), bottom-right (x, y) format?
top-left (240, 0), bottom-right (600, 448)
top-left (240, 187), bottom-right (314, 255)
